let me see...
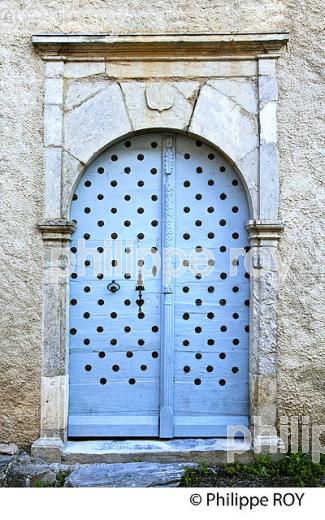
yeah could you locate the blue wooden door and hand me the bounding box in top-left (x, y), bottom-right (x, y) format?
top-left (68, 133), bottom-right (249, 438)
top-left (172, 135), bottom-right (250, 436)
top-left (69, 134), bottom-right (163, 437)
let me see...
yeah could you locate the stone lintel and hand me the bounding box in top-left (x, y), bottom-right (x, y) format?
top-left (38, 219), bottom-right (76, 242)
top-left (32, 32), bottom-right (289, 60)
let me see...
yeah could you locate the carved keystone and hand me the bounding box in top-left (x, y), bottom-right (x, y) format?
top-left (145, 84), bottom-right (175, 112)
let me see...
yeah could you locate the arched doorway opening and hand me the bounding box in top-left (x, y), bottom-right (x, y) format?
top-left (68, 132), bottom-right (250, 438)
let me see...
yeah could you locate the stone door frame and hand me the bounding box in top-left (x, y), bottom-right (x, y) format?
top-left (31, 33), bottom-right (288, 461)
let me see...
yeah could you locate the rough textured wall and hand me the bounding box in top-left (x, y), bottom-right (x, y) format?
top-left (0, 0), bottom-right (324, 448)
top-left (276, 1), bottom-right (325, 431)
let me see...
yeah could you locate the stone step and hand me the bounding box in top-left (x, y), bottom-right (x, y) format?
top-left (64, 462), bottom-right (196, 487)
top-left (63, 439), bottom-right (253, 465)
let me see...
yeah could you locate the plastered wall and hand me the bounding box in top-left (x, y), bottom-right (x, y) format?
top-left (0, 0), bottom-right (324, 448)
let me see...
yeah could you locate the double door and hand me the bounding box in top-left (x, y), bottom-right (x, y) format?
top-left (68, 133), bottom-right (249, 438)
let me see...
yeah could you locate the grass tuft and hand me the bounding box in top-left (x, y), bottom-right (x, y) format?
top-left (179, 452), bottom-right (325, 487)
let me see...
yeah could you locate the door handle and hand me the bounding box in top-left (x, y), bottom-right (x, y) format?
top-left (107, 280), bottom-right (120, 293)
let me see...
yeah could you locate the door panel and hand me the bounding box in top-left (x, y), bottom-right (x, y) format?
top-left (68, 132), bottom-right (249, 438)
top-left (173, 135), bottom-right (249, 436)
top-left (69, 134), bottom-right (163, 437)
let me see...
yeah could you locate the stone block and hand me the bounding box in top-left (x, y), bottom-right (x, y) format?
top-left (6, 453), bottom-right (57, 487)
top-left (40, 376), bottom-right (68, 434)
top-left (31, 438), bottom-right (64, 463)
top-left (189, 83), bottom-right (258, 164)
top-left (63, 438), bottom-right (253, 465)
top-left (189, 82), bottom-right (259, 215)
top-left (44, 147), bottom-right (61, 218)
top-left (259, 76), bottom-right (278, 102)
top-left (44, 78), bottom-right (63, 105)
top-left (0, 442), bottom-right (18, 455)
top-left (258, 59), bottom-right (276, 76)
top-left (64, 84), bottom-right (131, 164)
top-left (0, 455), bottom-right (15, 487)
top-left (254, 436), bottom-right (286, 457)
top-left (145, 84), bottom-right (175, 111)
top-left (64, 62), bottom-right (106, 79)
top-left (61, 150), bottom-right (84, 217)
top-left (44, 104), bottom-right (63, 147)
top-left (65, 81), bottom-right (108, 111)
top-left (207, 78), bottom-right (258, 114)
top-left (64, 462), bottom-right (196, 487)
top-left (259, 142), bottom-right (279, 219)
top-left (260, 101), bottom-right (277, 143)
top-left (45, 61), bottom-right (64, 78)
top-left (236, 146), bottom-right (259, 218)
top-left (106, 60), bottom-right (257, 79)
top-left (120, 81), bottom-right (199, 131)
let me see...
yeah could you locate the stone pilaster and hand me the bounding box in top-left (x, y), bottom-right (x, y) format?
top-left (246, 220), bottom-right (285, 453)
top-left (31, 220), bottom-right (76, 462)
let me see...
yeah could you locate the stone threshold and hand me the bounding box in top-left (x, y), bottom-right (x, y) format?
top-left (63, 438), bottom-right (253, 464)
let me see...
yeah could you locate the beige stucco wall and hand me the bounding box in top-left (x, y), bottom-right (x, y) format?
top-left (0, 0), bottom-right (324, 449)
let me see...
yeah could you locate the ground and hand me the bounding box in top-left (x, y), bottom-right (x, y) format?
top-left (179, 454), bottom-right (325, 487)
top-left (1, 452), bottom-right (324, 488)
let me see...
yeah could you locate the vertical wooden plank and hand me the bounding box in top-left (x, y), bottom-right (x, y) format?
top-left (160, 135), bottom-right (176, 438)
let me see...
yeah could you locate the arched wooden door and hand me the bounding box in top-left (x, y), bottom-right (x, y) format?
top-left (68, 133), bottom-right (250, 438)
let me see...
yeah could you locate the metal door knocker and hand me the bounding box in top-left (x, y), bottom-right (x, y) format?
top-left (135, 271), bottom-right (145, 313)
top-left (107, 280), bottom-right (120, 293)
